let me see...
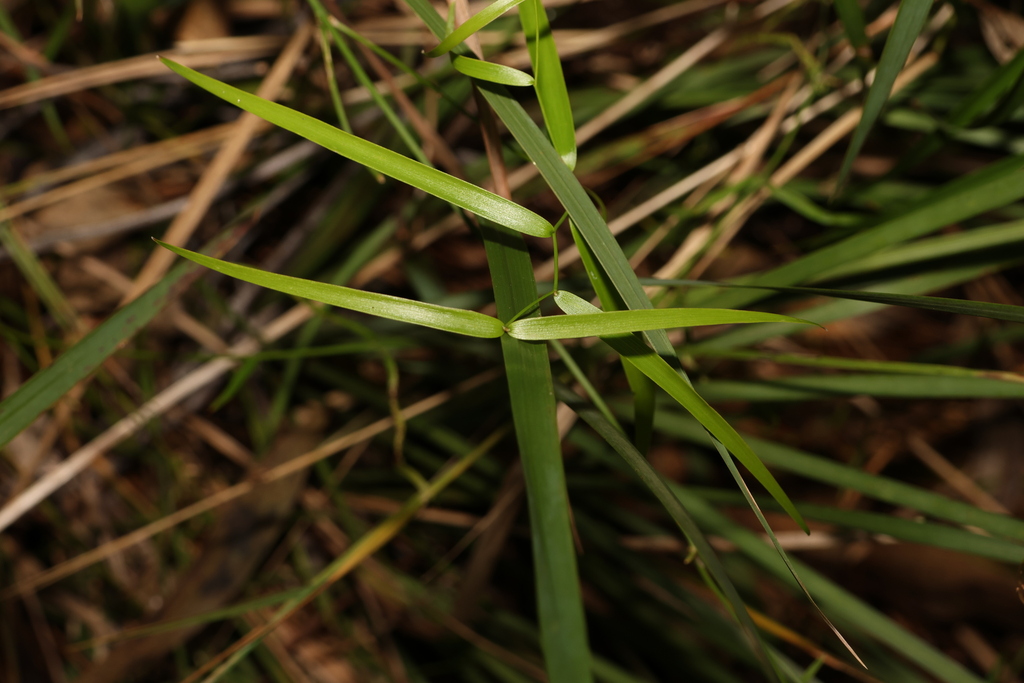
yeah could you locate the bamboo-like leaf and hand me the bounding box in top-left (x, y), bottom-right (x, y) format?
top-left (554, 290), bottom-right (808, 534)
top-left (519, 0), bottom-right (577, 169)
top-left (156, 241), bottom-right (505, 339)
top-left (0, 263), bottom-right (191, 448)
top-left (507, 305), bottom-right (813, 340)
top-left (453, 55), bottom-right (534, 86)
top-left (836, 0), bottom-right (934, 188)
top-left (159, 58), bottom-right (553, 238)
top-left (426, 0), bottom-right (525, 57)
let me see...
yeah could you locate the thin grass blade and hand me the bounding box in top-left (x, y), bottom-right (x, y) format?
top-left (159, 58), bottom-right (553, 238)
top-left (836, 0), bottom-right (934, 189)
top-left (554, 291), bottom-right (808, 533)
top-left (0, 263), bottom-right (192, 448)
top-left (671, 488), bottom-right (989, 683)
top-left (695, 154), bottom-right (1024, 310)
top-left (426, 0), bottom-right (525, 57)
top-left (557, 387), bottom-right (778, 678)
top-left (518, 0), bottom-right (577, 168)
top-left (569, 220), bottom-right (655, 455)
top-left (655, 277), bottom-right (1024, 323)
top-left (156, 241), bottom-right (505, 338)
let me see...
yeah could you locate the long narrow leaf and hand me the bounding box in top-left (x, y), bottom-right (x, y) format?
top-left (0, 263), bottom-right (191, 448)
top-left (653, 277), bottom-right (1024, 323)
top-left (554, 290), bottom-right (808, 534)
top-left (672, 488), bottom-right (989, 683)
top-left (480, 224), bottom-right (594, 683)
top-left (836, 0), bottom-right (934, 188)
top-left (507, 305), bottom-right (813, 340)
top-left (426, 0), bottom-right (525, 57)
top-left (159, 58), bottom-right (553, 238)
top-left (656, 413), bottom-right (1024, 541)
top-left (157, 241), bottom-right (505, 338)
top-left (570, 221), bottom-right (655, 455)
top-left (557, 387), bottom-right (777, 676)
top-left (694, 154), bottom-right (1024, 310)
top-left (519, 0), bottom-right (577, 169)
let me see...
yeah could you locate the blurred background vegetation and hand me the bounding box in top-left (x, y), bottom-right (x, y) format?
top-left (1, 0), bottom-right (1023, 681)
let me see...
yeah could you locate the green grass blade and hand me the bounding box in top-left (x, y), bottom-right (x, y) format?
top-left (555, 291), bottom-right (808, 534)
top-left (687, 264), bottom-right (1000, 351)
top-left (694, 154), bottom-right (1024, 310)
top-left (477, 82), bottom-right (679, 361)
top-left (695, 374), bottom-right (1024, 401)
top-left (836, 0), bottom-right (933, 189)
top-left (159, 58), bottom-right (553, 238)
top-left (894, 47), bottom-right (1024, 172)
top-left (817, 218), bottom-right (1024, 280)
top-left (557, 387), bottom-right (778, 680)
top-left (156, 241), bottom-right (505, 338)
top-left (568, 221), bottom-right (655, 454)
top-left (692, 348), bottom-right (1024, 382)
top-left (655, 277), bottom-right (1024, 323)
top-left (453, 55), bottom-right (534, 86)
top-left (518, 0), bottom-right (577, 169)
top-left (692, 490), bottom-right (1024, 564)
top-left (712, 440), bottom-right (865, 669)
top-left (507, 304), bottom-right (813, 340)
top-left (768, 185), bottom-right (866, 228)
top-left (656, 414), bottom-right (1024, 540)
top-left (671, 488), bottom-right (989, 683)
top-left (834, 0), bottom-right (869, 53)
top-left (0, 221), bottom-right (77, 331)
top-left (0, 263), bottom-right (192, 448)
top-left (426, 0), bottom-right (525, 57)
top-left (481, 224), bottom-right (593, 683)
